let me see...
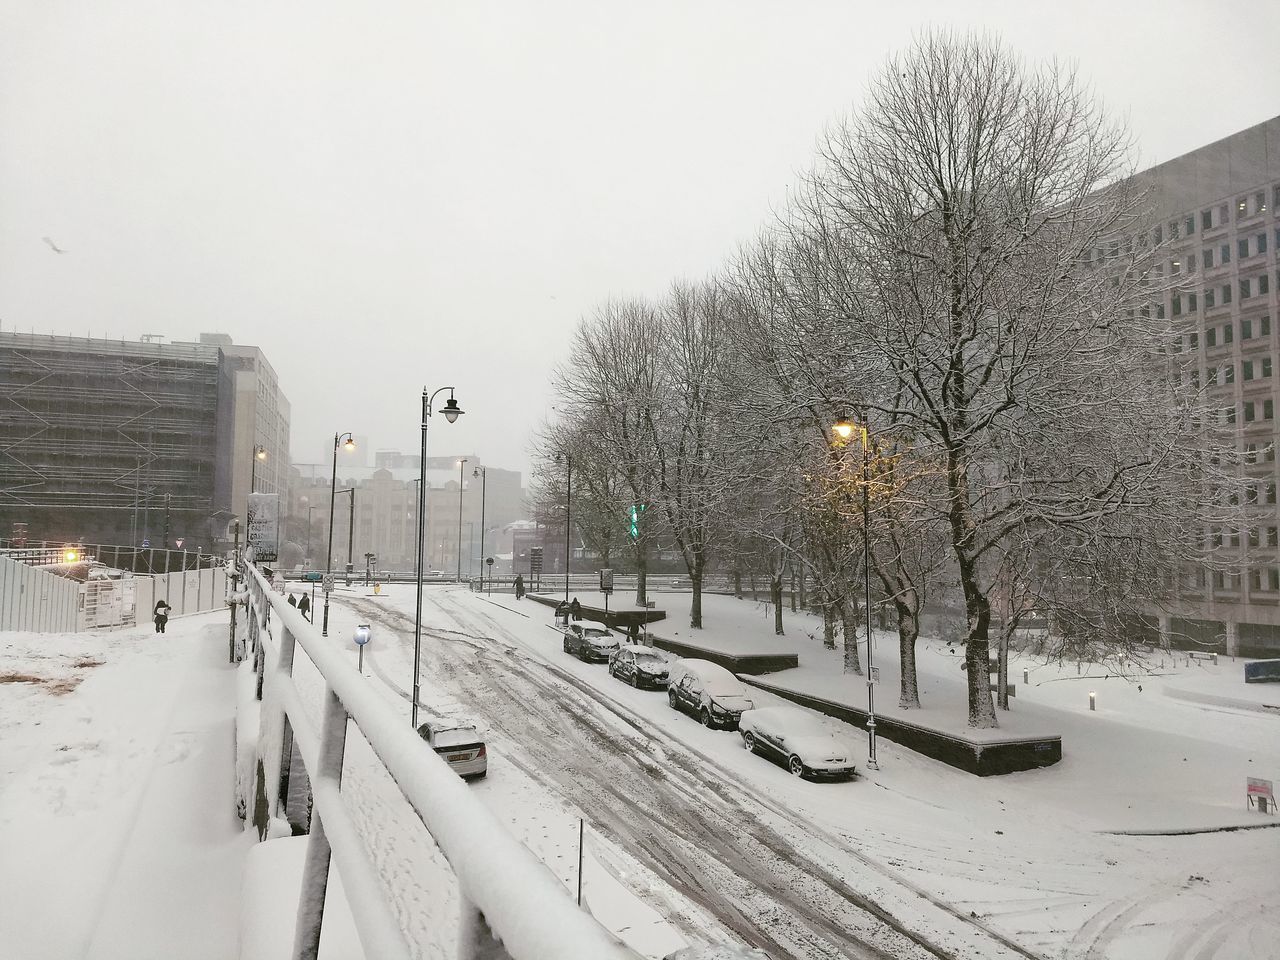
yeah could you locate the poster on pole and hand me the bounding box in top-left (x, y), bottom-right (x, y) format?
top-left (246, 493), bottom-right (280, 563)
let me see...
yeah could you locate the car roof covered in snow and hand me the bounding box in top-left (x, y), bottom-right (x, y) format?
top-left (618, 644), bottom-right (668, 657)
top-left (670, 658), bottom-right (748, 694)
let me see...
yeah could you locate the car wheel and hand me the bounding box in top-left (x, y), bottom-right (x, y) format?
top-left (743, 732), bottom-right (757, 753)
top-left (668, 690), bottom-right (678, 709)
top-left (629, 671), bottom-right (639, 688)
top-left (700, 707), bottom-right (713, 728)
top-left (788, 755), bottom-right (805, 777)
top-left (563, 640), bottom-right (571, 654)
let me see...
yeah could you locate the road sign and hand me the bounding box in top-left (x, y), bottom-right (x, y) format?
top-left (530, 546), bottom-right (544, 573)
top-left (354, 624), bottom-right (371, 646)
top-left (246, 492), bottom-right (281, 562)
top-left (599, 568), bottom-right (614, 595)
top-left (175, 538), bottom-right (185, 549)
top-left (486, 556), bottom-right (494, 567)
top-left (141, 538), bottom-right (151, 548)
top-left (322, 574), bottom-right (335, 594)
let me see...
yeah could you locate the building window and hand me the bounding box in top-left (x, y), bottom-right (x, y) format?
top-left (1244, 401), bottom-right (1255, 422)
top-left (1225, 363), bottom-right (1235, 384)
top-left (1225, 322), bottom-right (1234, 343)
top-left (1153, 224), bottom-right (1163, 244)
top-left (1244, 359), bottom-right (1255, 380)
top-left (1265, 357), bottom-right (1275, 378)
top-left (1267, 443), bottom-right (1277, 462)
top-left (1206, 288), bottom-right (1216, 309)
top-left (1170, 220), bottom-right (1181, 239)
top-left (1190, 331), bottom-right (1199, 349)
top-left (1263, 315), bottom-right (1272, 337)
top-left (1206, 326), bottom-right (1215, 346)
top-left (1203, 247), bottom-right (1214, 267)
top-left (1240, 238), bottom-right (1250, 259)
top-left (1259, 191), bottom-right (1269, 215)
top-left (1238, 196), bottom-right (1249, 218)
top-left (1246, 443), bottom-right (1258, 462)
top-left (1269, 526), bottom-right (1279, 547)
top-left (1249, 527), bottom-right (1261, 546)
top-left (1156, 303), bottom-right (1166, 319)
top-left (1261, 274), bottom-right (1271, 295)
top-left (1202, 210), bottom-right (1213, 230)
top-left (1187, 253), bottom-right (1196, 273)
top-left (1223, 284), bottom-right (1233, 304)
top-left (1270, 569), bottom-right (1280, 592)
top-left (1261, 232), bottom-right (1270, 254)
top-left (1220, 204), bottom-right (1229, 226)
top-left (1226, 406), bottom-right (1237, 425)
top-left (1267, 400), bottom-right (1276, 422)
top-left (1172, 294), bottom-right (1182, 317)
top-left (1231, 530), bottom-right (1242, 548)
top-left (1189, 292), bottom-right (1198, 312)
top-left (1241, 278), bottom-right (1251, 300)
top-left (1243, 318), bottom-right (1254, 339)
top-left (1170, 257), bottom-right (1181, 275)
top-left (1222, 243), bottom-right (1231, 263)
top-left (1268, 481), bottom-right (1278, 502)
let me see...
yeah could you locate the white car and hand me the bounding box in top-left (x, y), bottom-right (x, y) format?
top-left (562, 623), bottom-right (621, 662)
top-left (417, 719), bottom-right (487, 780)
top-left (738, 707), bottom-right (857, 780)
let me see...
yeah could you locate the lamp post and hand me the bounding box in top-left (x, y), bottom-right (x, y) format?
top-left (456, 459), bottom-right (468, 582)
top-left (250, 445), bottom-right (267, 494)
top-left (555, 452), bottom-right (571, 602)
top-left (413, 388), bottom-right (463, 729)
top-left (323, 432), bottom-right (356, 637)
top-left (341, 487), bottom-right (356, 585)
top-left (473, 466), bottom-right (487, 595)
top-left (833, 414), bottom-right (879, 770)
top-left (300, 497), bottom-right (319, 570)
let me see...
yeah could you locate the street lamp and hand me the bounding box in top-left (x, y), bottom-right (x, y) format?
top-left (473, 466), bottom-right (488, 595)
top-left (413, 387), bottom-right (463, 729)
top-left (339, 487), bottom-right (356, 585)
top-left (833, 413), bottom-right (878, 770)
top-left (300, 496), bottom-right (319, 570)
top-left (555, 451), bottom-right (571, 602)
top-left (250, 445), bottom-right (267, 494)
top-left (456, 458), bottom-right (468, 582)
top-left (323, 432), bottom-right (356, 637)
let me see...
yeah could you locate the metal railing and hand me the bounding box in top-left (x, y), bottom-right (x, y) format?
top-left (243, 563), bottom-right (639, 960)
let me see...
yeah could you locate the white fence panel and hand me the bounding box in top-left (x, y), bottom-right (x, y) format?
top-left (0, 555), bottom-right (80, 633)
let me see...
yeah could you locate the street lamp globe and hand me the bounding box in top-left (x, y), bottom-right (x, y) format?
top-left (832, 416), bottom-right (855, 441)
top-left (441, 397), bottom-right (464, 423)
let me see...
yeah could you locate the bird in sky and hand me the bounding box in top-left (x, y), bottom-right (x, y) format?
top-left (42, 236), bottom-right (67, 254)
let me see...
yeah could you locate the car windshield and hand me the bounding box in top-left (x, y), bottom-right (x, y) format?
top-left (584, 628), bottom-right (610, 638)
top-left (635, 651), bottom-right (666, 665)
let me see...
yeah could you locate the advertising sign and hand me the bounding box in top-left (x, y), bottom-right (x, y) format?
top-left (599, 568), bottom-right (614, 595)
top-left (246, 493), bottom-right (280, 563)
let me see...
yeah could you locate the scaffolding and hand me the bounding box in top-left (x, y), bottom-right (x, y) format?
top-left (0, 332), bottom-right (222, 546)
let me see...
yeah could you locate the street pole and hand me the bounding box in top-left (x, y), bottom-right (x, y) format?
top-left (346, 487), bottom-right (355, 586)
top-left (862, 419), bottom-right (879, 770)
top-left (163, 493), bottom-right (171, 550)
top-left (474, 466), bottom-right (487, 596)
top-left (324, 432), bottom-right (355, 637)
top-left (413, 388), bottom-right (463, 729)
top-left (456, 459), bottom-right (468, 583)
top-left (558, 452), bottom-right (571, 602)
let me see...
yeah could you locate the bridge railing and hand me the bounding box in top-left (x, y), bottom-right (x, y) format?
top-left (243, 563), bottom-right (639, 960)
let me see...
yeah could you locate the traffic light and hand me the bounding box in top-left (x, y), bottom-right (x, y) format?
top-left (628, 504), bottom-right (645, 540)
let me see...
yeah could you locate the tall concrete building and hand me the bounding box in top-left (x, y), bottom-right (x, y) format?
top-left (1137, 116), bottom-right (1280, 655)
top-left (0, 332), bottom-right (290, 550)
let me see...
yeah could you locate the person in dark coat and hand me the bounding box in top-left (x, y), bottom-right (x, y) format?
top-left (555, 599), bottom-right (569, 626)
top-left (570, 597), bottom-right (582, 621)
top-left (287, 594), bottom-right (298, 607)
top-left (514, 574), bottom-right (525, 600)
top-left (298, 592), bottom-right (311, 621)
top-left (153, 598), bottom-right (172, 634)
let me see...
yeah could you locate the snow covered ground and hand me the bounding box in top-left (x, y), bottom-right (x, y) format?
top-left (3, 585), bottom-right (1277, 960)
top-left (0, 613), bottom-right (249, 960)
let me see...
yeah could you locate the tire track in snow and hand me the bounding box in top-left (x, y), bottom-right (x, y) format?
top-left (346, 592), bottom-right (1029, 960)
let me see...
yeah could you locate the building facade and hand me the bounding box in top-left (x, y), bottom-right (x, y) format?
top-left (0, 332), bottom-right (290, 550)
top-left (1137, 116), bottom-right (1280, 655)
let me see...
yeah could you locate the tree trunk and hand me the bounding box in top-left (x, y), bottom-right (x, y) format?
top-left (958, 557), bottom-right (997, 727)
top-left (822, 600), bottom-right (836, 649)
top-left (797, 568), bottom-right (805, 610)
top-left (838, 599), bottom-right (862, 674)
top-left (789, 568), bottom-right (797, 612)
top-left (997, 627), bottom-right (1010, 710)
top-left (896, 598), bottom-right (921, 709)
top-left (690, 562), bottom-right (704, 629)
top-left (771, 574), bottom-right (784, 635)
top-left (734, 569), bottom-right (742, 599)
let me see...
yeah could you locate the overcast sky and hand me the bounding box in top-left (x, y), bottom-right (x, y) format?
top-left (2, 1), bottom-right (1277, 478)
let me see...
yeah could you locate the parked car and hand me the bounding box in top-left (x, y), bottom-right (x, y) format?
top-left (608, 644), bottom-right (671, 688)
top-left (738, 706), bottom-right (857, 780)
top-left (417, 719), bottom-right (487, 780)
top-left (666, 659), bottom-right (755, 729)
top-left (562, 623), bottom-right (621, 662)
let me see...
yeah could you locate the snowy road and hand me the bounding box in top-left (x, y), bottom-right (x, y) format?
top-left (337, 589), bottom-right (1034, 960)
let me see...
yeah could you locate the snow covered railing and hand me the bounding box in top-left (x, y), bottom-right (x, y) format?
top-left (244, 564), bottom-right (638, 960)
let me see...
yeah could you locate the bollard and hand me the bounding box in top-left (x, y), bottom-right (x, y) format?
top-left (1023, 668), bottom-right (1029, 685)
top-left (1089, 691), bottom-right (1096, 711)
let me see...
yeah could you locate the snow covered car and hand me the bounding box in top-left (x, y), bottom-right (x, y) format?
top-left (664, 946), bottom-right (771, 960)
top-left (562, 623), bottom-right (621, 662)
top-left (416, 719), bottom-right (487, 780)
top-left (608, 644), bottom-right (671, 688)
top-left (738, 706), bottom-right (857, 780)
top-left (666, 659), bottom-right (755, 729)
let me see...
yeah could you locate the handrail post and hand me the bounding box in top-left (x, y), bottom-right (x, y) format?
top-left (293, 683), bottom-right (349, 960)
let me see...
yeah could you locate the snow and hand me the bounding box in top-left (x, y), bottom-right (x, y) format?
top-left (0, 614), bottom-right (249, 959)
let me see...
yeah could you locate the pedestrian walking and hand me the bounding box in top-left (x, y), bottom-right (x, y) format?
top-left (555, 599), bottom-right (569, 627)
top-left (288, 594), bottom-right (298, 607)
top-left (570, 597), bottom-right (582, 621)
top-left (514, 574), bottom-right (525, 600)
top-left (153, 598), bottom-right (172, 634)
top-left (298, 592), bottom-right (311, 621)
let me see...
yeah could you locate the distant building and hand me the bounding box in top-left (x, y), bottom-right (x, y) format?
top-left (288, 454), bottom-right (526, 575)
top-left (1118, 116), bottom-right (1280, 656)
top-left (0, 332), bottom-right (291, 549)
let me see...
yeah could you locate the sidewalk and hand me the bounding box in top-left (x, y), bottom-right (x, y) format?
top-left (0, 613), bottom-right (249, 959)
